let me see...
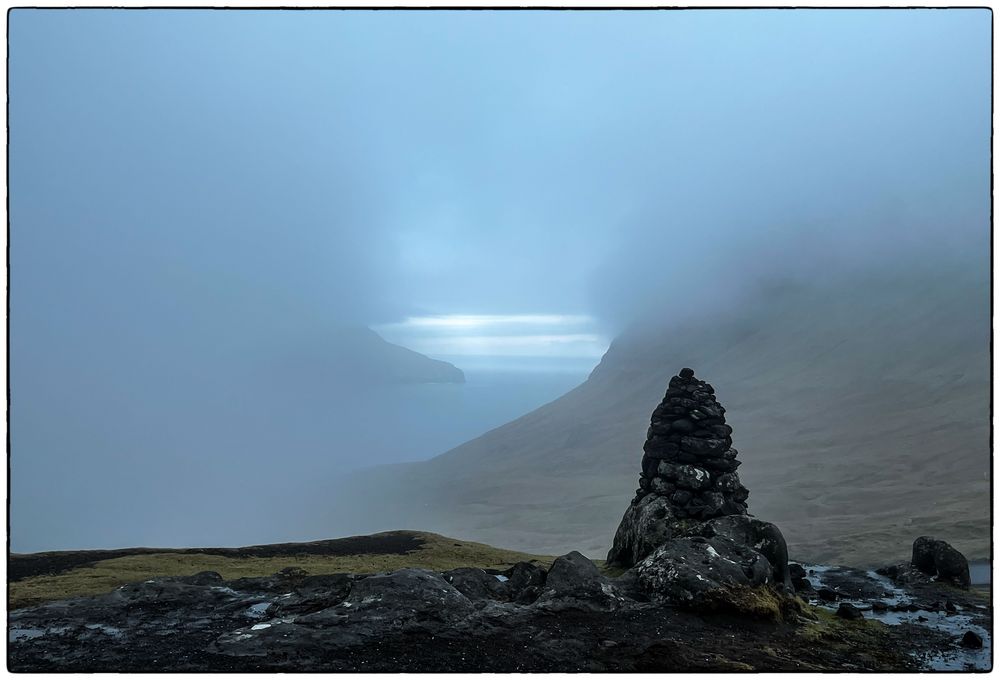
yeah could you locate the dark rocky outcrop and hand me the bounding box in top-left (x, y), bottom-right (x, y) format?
top-left (10, 548), bottom-right (989, 672)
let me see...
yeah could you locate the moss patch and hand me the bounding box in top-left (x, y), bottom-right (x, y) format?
top-left (698, 585), bottom-right (796, 621)
top-left (795, 605), bottom-right (911, 668)
top-left (10, 531), bottom-right (552, 609)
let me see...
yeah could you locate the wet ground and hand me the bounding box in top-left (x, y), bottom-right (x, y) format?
top-left (800, 563), bottom-right (991, 671)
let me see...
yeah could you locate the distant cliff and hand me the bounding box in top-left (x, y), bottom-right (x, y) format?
top-left (327, 326), bottom-right (465, 385)
top-left (268, 325), bottom-right (464, 387)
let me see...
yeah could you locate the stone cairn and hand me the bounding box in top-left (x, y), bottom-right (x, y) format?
top-left (634, 367), bottom-right (750, 519)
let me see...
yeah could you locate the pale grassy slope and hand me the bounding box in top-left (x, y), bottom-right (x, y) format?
top-left (325, 268), bottom-right (990, 567)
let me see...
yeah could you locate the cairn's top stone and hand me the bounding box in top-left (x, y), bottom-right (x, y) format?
top-left (634, 368), bottom-right (749, 520)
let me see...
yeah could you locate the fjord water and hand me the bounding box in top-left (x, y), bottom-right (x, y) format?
top-left (10, 366), bottom-right (589, 554)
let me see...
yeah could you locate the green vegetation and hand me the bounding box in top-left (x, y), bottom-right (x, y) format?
top-left (10, 532), bottom-right (553, 609)
top-left (798, 606), bottom-right (886, 652)
top-left (699, 585), bottom-right (798, 621)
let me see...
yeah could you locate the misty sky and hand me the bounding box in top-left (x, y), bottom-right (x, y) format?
top-left (9, 9), bottom-right (991, 551)
top-left (12, 10), bottom-right (990, 338)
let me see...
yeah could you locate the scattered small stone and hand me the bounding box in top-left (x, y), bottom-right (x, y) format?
top-left (836, 603), bottom-right (864, 621)
top-left (817, 588), bottom-right (840, 602)
top-left (960, 631), bottom-right (984, 649)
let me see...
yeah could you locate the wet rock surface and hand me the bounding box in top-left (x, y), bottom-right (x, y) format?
top-left (634, 535), bottom-right (774, 605)
top-left (9, 552), bottom-right (990, 672)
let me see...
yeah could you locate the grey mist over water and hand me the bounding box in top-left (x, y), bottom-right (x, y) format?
top-left (12, 365), bottom-right (592, 552)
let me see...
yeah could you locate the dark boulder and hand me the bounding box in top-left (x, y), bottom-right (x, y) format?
top-left (960, 631), bottom-right (984, 649)
top-left (911, 537), bottom-right (971, 588)
top-left (340, 568), bottom-right (474, 619)
top-left (634, 535), bottom-right (774, 606)
top-left (442, 567), bottom-right (507, 602)
top-left (695, 515), bottom-right (792, 591)
top-left (536, 552), bottom-right (623, 611)
top-left (836, 603), bottom-right (864, 620)
top-left (817, 588), bottom-right (840, 602)
top-left (503, 562), bottom-right (547, 604)
top-left (544, 551), bottom-right (602, 595)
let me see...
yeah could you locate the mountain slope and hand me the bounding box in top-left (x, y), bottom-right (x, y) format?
top-left (323, 268), bottom-right (989, 566)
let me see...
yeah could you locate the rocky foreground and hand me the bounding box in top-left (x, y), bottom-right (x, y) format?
top-left (7, 542), bottom-right (991, 672)
top-left (9, 368), bottom-right (990, 671)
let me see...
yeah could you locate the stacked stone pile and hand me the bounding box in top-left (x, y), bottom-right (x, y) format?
top-left (634, 367), bottom-right (750, 520)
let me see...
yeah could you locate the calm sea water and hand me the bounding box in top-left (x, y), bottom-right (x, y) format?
top-left (10, 367), bottom-right (589, 553)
